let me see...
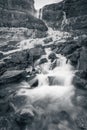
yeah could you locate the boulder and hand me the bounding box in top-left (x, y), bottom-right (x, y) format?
top-left (75, 96), bottom-right (87, 108)
top-left (0, 52), bottom-right (4, 59)
top-left (0, 70), bottom-right (27, 84)
top-left (75, 70), bottom-right (87, 80)
top-left (39, 58), bottom-right (48, 65)
top-left (42, 2), bottom-right (63, 29)
top-left (78, 47), bottom-right (87, 71)
top-left (75, 111), bottom-right (87, 130)
top-left (48, 52), bottom-right (57, 62)
top-left (73, 76), bottom-right (87, 90)
top-left (0, 61), bottom-right (6, 76)
top-left (15, 106), bottom-right (36, 125)
top-left (0, 117), bottom-right (12, 130)
top-left (50, 59), bottom-right (57, 70)
top-left (67, 48), bottom-right (80, 66)
top-left (63, 0), bottom-right (87, 18)
top-left (43, 37), bottom-right (53, 44)
top-left (29, 46), bottom-right (46, 61)
top-left (0, 0), bottom-right (48, 32)
top-left (61, 42), bottom-right (79, 55)
top-left (0, 116), bottom-right (19, 130)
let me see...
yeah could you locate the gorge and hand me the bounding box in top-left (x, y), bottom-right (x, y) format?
top-left (0, 0), bottom-right (87, 130)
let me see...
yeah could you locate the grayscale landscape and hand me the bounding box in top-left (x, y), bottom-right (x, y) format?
top-left (0, 0), bottom-right (87, 130)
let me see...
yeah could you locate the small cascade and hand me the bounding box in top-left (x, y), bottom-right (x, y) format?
top-left (61, 11), bottom-right (68, 31)
top-left (36, 8), bottom-right (43, 19)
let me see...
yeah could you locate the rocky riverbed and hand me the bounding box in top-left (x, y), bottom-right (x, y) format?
top-left (0, 0), bottom-right (87, 130)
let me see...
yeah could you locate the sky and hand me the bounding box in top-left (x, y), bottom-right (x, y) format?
top-left (34, 0), bottom-right (63, 10)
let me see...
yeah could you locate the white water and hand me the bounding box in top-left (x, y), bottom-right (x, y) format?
top-left (17, 47), bottom-right (77, 120)
top-left (17, 9), bottom-right (76, 116)
top-left (11, 7), bottom-right (80, 129)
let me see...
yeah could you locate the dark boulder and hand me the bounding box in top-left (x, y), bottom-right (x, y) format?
top-left (78, 47), bottom-right (87, 71)
top-left (61, 42), bottom-right (79, 55)
top-left (75, 111), bottom-right (87, 130)
top-left (0, 117), bottom-right (12, 130)
top-left (67, 48), bottom-right (80, 66)
top-left (76, 70), bottom-right (87, 80)
top-left (0, 70), bottom-right (27, 84)
top-left (63, 0), bottom-right (87, 18)
top-left (0, 61), bottom-right (6, 76)
top-left (39, 58), bottom-right (48, 65)
top-left (43, 37), bottom-right (53, 44)
top-left (0, 52), bottom-right (4, 59)
top-left (48, 52), bottom-right (57, 62)
top-left (73, 75), bottom-right (87, 90)
top-left (42, 2), bottom-right (63, 29)
top-left (29, 46), bottom-right (45, 62)
top-left (15, 106), bottom-right (36, 125)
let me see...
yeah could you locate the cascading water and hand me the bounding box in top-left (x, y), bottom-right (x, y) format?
top-left (15, 6), bottom-right (80, 130)
top-left (61, 11), bottom-right (68, 31)
top-left (17, 46), bottom-right (79, 129)
top-left (36, 8), bottom-right (43, 19)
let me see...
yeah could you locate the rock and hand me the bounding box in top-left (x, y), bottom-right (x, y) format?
top-left (43, 37), bottom-right (53, 44)
top-left (73, 76), bottom-right (87, 90)
top-left (0, 117), bottom-right (12, 130)
top-left (0, 116), bottom-right (20, 130)
top-left (50, 59), bottom-right (57, 70)
top-left (48, 52), bottom-right (57, 62)
top-left (67, 48), bottom-right (80, 66)
top-left (29, 46), bottom-right (46, 62)
top-left (0, 70), bottom-right (27, 84)
top-left (0, 0), bottom-right (48, 31)
top-left (4, 47), bottom-right (45, 70)
top-left (0, 61), bottom-right (6, 76)
top-left (62, 0), bottom-right (87, 34)
top-left (11, 95), bottom-right (28, 109)
top-left (0, 101), bottom-right (15, 114)
top-left (80, 37), bottom-right (87, 47)
top-left (76, 70), bottom-right (87, 80)
top-left (15, 106), bottom-right (36, 125)
top-left (61, 41), bottom-right (79, 55)
top-left (27, 76), bottom-right (38, 88)
top-left (75, 96), bottom-right (87, 108)
top-left (0, 0), bottom-right (35, 14)
top-left (75, 111), bottom-right (87, 130)
top-left (78, 47), bottom-right (87, 71)
top-left (42, 2), bottom-right (63, 29)
top-left (64, 0), bottom-right (87, 18)
top-left (39, 58), bottom-right (48, 64)
top-left (0, 52), bottom-right (4, 59)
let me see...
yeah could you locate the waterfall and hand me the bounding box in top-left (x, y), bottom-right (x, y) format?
top-left (36, 8), bottom-right (43, 19)
top-left (61, 11), bottom-right (68, 31)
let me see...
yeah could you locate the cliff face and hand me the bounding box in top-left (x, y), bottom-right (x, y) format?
top-left (0, 0), bottom-right (47, 31)
top-left (0, 0), bottom-right (35, 14)
top-left (63, 0), bottom-right (87, 33)
top-left (63, 0), bottom-right (87, 18)
top-left (42, 2), bottom-right (63, 30)
top-left (42, 0), bottom-right (87, 34)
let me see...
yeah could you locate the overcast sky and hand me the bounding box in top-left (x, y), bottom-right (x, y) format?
top-left (34, 0), bottom-right (63, 9)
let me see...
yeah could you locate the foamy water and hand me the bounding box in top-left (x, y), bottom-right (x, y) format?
top-left (17, 48), bottom-right (78, 121)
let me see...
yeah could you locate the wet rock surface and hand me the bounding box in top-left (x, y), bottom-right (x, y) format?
top-left (0, 0), bottom-right (87, 130)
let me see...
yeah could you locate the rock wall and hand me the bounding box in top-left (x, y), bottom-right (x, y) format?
top-left (42, 0), bottom-right (87, 34)
top-left (42, 2), bottom-right (63, 30)
top-left (0, 0), bottom-right (35, 14)
top-left (0, 0), bottom-right (48, 31)
top-left (63, 0), bottom-right (87, 33)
